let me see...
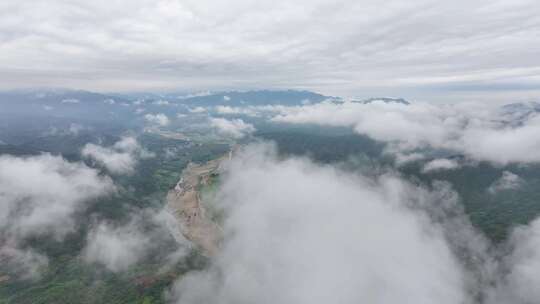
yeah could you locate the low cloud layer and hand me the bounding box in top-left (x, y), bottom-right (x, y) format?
top-left (169, 144), bottom-right (472, 303)
top-left (273, 100), bottom-right (540, 165)
top-left (0, 154), bottom-right (114, 278)
top-left (167, 143), bottom-right (540, 304)
top-left (83, 220), bottom-right (152, 273)
top-left (210, 118), bottom-right (255, 138)
top-left (82, 136), bottom-right (154, 174)
top-left (83, 209), bottom-right (189, 273)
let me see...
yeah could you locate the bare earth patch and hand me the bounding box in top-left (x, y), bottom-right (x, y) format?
top-left (166, 153), bottom-right (230, 256)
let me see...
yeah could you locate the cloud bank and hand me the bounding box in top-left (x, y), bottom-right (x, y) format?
top-left (272, 100), bottom-right (540, 164)
top-left (165, 143), bottom-right (540, 304)
top-left (2, 1), bottom-right (540, 100)
top-left (169, 144), bottom-right (472, 303)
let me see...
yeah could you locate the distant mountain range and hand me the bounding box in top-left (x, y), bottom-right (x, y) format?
top-left (2, 89), bottom-right (539, 124)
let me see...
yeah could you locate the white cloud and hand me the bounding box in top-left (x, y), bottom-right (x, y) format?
top-left (215, 105), bottom-right (293, 117)
top-left (215, 105), bottom-right (257, 116)
top-left (223, 95), bottom-right (231, 101)
top-left (168, 143), bottom-right (472, 304)
top-left (487, 171), bottom-right (524, 194)
top-left (209, 117), bottom-right (255, 138)
top-left (273, 100), bottom-right (540, 164)
top-left (422, 158), bottom-right (460, 173)
top-left (487, 218), bottom-right (540, 303)
top-left (83, 209), bottom-right (189, 273)
top-left (103, 99), bottom-right (116, 105)
top-left (0, 154), bottom-right (115, 239)
top-left (82, 136), bottom-right (154, 174)
top-left (0, 154), bottom-right (114, 278)
top-left (393, 152), bottom-right (426, 166)
top-left (177, 91), bottom-right (212, 99)
top-left (144, 113), bottom-right (170, 126)
top-left (83, 221), bottom-right (151, 273)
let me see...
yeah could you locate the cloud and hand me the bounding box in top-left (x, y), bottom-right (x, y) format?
top-left (177, 91), bottom-right (212, 99)
top-left (82, 136), bottom-right (154, 174)
top-left (422, 158), bottom-right (460, 173)
top-left (273, 100), bottom-right (540, 164)
top-left (170, 143), bottom-right (540, 303)
top-left (43, 123), bottom-right (90, 136)
top-left (487, 218), bottom-right (540, 303)
top-left (214, 105), bottom-right (292, 117)
top-left (189, 107), bottom-right (207, 113)
top-left (209, 117), bottom-right (255, 138)
top-left (0, 154), bottom-right (115, 239)
top-left (83, 209), bottom-right (189, 273)
top-left (215, 105), bottom-right (258, 116)
top-left (0, 154), bottom-right (114, 278)
top-left (2, 1), bottom-right (540, 100)
top-left (144, 113), bottom-right (170, 126)
top-left (0, 245), bottom-right (48, 280)
top-left (68, 123), bottom-right (85, 135)
top-left (152, 100), bottom-right (170, 106)
top-left (168, 143), bottom-right (475, 303)
top-left (83, 221), bottom-right (152, 273)
top-left (393, 152), bottom-right (426, 166)
top-left (487, 171), bottom-right (524, 194)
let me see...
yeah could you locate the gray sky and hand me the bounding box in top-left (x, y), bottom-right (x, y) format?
top-left (1, 0), bottom-right (540, 101)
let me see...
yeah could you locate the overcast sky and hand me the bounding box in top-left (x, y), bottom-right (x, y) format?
top-left (1, 0), bottom-right (540, 101)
